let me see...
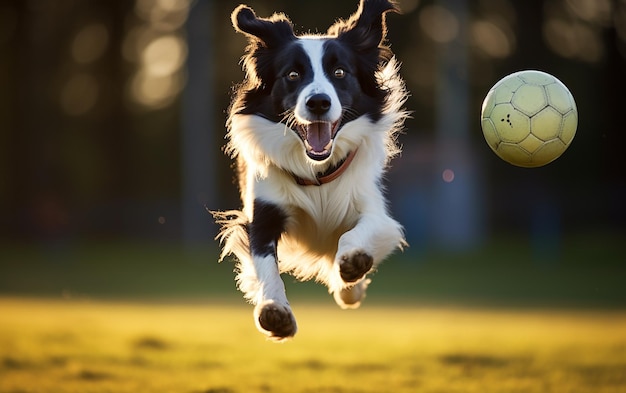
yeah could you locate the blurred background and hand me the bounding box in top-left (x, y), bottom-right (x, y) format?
top-left (0, 0), bottom-right (624, 306)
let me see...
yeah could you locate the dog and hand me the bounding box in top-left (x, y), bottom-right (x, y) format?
top-left (213, 0), bottom-right (409, 341)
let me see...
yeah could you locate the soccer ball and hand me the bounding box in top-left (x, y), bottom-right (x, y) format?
top-left (480, 70), bottom-right (578, 168)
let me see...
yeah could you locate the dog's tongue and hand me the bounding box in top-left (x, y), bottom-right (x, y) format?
top-left (306, 122), bottom-right (332, 153)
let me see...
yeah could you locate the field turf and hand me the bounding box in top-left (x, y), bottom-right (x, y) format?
top-left (1, 236), bottom-right (625, 392)
top-left (1, 298), bottom-right (625, 393)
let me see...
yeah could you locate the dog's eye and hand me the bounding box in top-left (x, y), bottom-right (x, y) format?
top-left (287, 70), bottom-right (300, 81)
top-left (334, 68), bottom-right (346, 78)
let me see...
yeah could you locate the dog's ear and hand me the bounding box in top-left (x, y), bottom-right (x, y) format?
top-left (329, 0), bottom-right (398, 57)
top-left (232, 5), bottom-right (295, 47)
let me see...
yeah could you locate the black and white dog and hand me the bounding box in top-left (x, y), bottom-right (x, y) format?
top-left (214, 0), bottom-right (409, 340)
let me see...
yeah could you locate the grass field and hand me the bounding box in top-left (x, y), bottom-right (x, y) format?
top-left (1, 298), bottom-right (625, 393)
top-left (1, 236), bottom-right (625, 392)
top-left (1, 234), bottom-right (625, 306)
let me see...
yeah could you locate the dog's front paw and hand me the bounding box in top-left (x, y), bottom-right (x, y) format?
top-left (255, 301), bottom-right (297, 341)
top-left (339, 251), bottom-right (374, 283)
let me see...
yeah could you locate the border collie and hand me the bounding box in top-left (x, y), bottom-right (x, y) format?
top-left (213, 0), bottom-right (409, 341)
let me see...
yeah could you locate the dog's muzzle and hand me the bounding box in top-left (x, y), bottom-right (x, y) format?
top-left (297, 120), bottom-right (340, 161)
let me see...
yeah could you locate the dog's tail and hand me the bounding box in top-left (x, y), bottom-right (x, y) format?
top-left (377, 56), bottom-right (410, 164)
top-left (212, 209), bottom-right (250, 262)
top-left (211, 210), bottom-right (262, 303)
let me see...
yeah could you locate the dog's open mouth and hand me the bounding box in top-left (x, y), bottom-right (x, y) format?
top-left (297, 120), bottom-right (340, 161)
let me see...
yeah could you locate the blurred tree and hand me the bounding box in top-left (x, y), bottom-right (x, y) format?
top-left (0, 0), bottom-right (623, 244)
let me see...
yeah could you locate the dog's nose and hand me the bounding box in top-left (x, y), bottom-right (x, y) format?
top-left (306, 94), bottom-right (331, 115)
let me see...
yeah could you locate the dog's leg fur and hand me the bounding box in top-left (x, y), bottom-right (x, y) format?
top-left (331, 189), bottom-right (405, 307)
top-left (333, 277), bottom-right (371, 309)
top-left (247, 199), bottom-right (297, 340)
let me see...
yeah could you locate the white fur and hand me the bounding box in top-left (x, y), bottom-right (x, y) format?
top-left (295, 38), bottom-right (343, 124)
top-left (215, 54), bottom-right (408, 338)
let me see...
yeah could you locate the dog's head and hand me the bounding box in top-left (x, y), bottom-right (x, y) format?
top-left (231, 0), bottom-right (398, 162)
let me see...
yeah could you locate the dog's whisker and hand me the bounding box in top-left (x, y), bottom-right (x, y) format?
top-left (218, 0), bottom-right (408, 341)
top-left (342, 107), bottom-right (360, 122)
top-left (281, 112), bottom-right (299, 136)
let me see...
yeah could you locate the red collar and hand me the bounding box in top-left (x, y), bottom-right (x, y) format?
top-left (293, 149), bottom-right (358, 186)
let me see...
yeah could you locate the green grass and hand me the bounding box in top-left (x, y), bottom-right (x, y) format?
top-left (1, 233), bottom-right (625, 307)
top-left (1, 298), bottom-right (625, 393)
top-left (1, 235), bottom-right (625, 392)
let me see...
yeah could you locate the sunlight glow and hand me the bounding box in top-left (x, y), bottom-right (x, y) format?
top-left (141, 35), bottom-right (187, 77)
top-left (542, 0), bottom-right (614, 63)
top-left (130, 70), bottom-right (185, 109)
top-left (543, 18), bottom-right (603, 62)
top-left (471, 20), bottom-right (514, 58)
top-left (122, 26), bottom-right (157, 63)
top-left (419, 5), bottom-right (459, 43)
top-left (71, 23), bottom-right (109, 64)
top-left (566, 0), bottom-right (611, 25)
top-left (126, 0), bottom-right (190, 110)
top-left (397, 0), bottom-right (420, 14)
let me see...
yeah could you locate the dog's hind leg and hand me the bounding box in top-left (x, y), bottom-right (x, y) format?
top-left (247, 199), bottom-right (297, 340)
top-left (331, 210), bottom-right (404, 307)
top-left (333, 277), bottom-right (371, 309)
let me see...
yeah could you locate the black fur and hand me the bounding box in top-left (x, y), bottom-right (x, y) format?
top-left (230, 0), bottom-right (399, 125)
top-left (214, 0), bottom-right (407, 341)
top-left (329, 0), bottom-right (398, 96)
top-left (249, 200), bottom-right (287, 257)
